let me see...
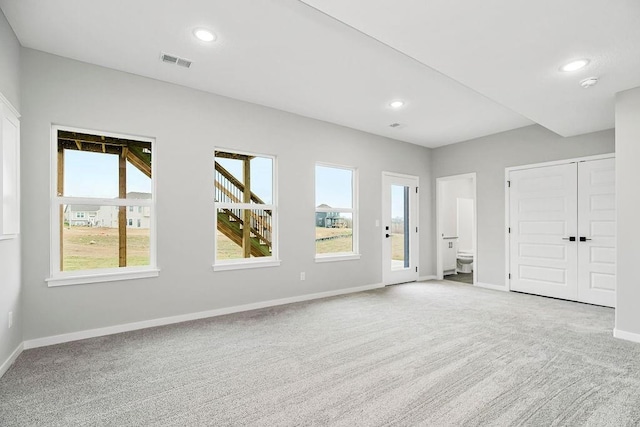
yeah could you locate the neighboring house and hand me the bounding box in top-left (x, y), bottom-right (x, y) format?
top-left (94, 192), bottom-right (152, 229)
top-left (64, 205), bottom-right (99, 226)
top-left (315, 204), bottom-right (342, 228)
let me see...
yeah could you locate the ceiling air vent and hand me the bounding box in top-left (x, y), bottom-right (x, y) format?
top-left (160, 52), bottom-right (192, 68)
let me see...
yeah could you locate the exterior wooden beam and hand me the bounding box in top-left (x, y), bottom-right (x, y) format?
top-left (242, 158), bottom-right (251, 258)
top-left (119, 148), bottom-right (127, 267)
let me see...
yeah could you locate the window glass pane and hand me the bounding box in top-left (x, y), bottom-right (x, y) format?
top-left (391, 185), bottom-right (410, 269)
top-left (315, 212), bottom-right (353, 254)
top-left (59, 131), bottom-right (151, 199)
top-left (62, 205), bottom-right (151, 271)
top-left (214, 152), bottom-right (272, 205)
top-left (63, 150), bottom-right (118, 198)
top-left (315, 165), bottom-right (352, 209)
top-left (126, 207), bottom-right (150, 267)
top-left (216, 208), bottom-right (273, 259)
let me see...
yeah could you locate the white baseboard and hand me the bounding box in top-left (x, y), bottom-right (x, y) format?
top-left (418, 275), bottom-right (437, 281)
top-left (475, 282), bottom-right (508, 292)
top-left (613, 328), bottom-right (640, 344)
top-left (0, 342), bottom-right (23, 379)
top-left (23, 283), bottom-right (384, 350)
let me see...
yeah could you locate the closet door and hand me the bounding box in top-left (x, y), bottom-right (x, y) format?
top-left (577, 158), bottom-right (616, 307)
top-left (509, 163), bottom-right (578, 300)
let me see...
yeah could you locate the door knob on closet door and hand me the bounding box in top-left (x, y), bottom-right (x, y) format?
top-left (579, 237), bottom-right (592, 242)
top-left (562, 236), bottom-right (576, 241)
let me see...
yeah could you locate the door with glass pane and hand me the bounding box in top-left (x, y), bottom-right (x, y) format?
top-left (382, 173), bottom-right (419, 285)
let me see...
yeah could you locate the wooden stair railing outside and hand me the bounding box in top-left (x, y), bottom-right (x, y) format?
top-left (214, 161), bottom-right (272, 255)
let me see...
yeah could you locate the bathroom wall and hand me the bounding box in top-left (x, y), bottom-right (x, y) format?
top-left (440, 178), bottom-right (473, 241)
top-left (457, 198), bottom-right (474, 252)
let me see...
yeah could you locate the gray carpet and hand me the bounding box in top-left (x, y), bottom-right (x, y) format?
top-left (1, 281), bottom-right (640, 426)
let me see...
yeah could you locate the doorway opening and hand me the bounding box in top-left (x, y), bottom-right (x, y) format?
top-left (436, 173), bottom-right (477, 285)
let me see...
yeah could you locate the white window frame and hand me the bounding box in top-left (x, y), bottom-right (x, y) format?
top-left (314, 162), bottom-right (360, 262)
top-left (0, 92), bottom-right (20, 241)
top-left (47, 125), bottom-right (158, 287)
top-left (213, 148), bottom-right (280, 271)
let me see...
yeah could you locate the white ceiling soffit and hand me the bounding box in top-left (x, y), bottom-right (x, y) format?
top-left (0, 0), bottom-right (533, 147)
top-left (301, 0), bottom-right (640, 137)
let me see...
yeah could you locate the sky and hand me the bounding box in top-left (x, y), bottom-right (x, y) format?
top-left (64, 150), bottom-right (151, 198)
top-left (64, 150), bottom-right (407, 220)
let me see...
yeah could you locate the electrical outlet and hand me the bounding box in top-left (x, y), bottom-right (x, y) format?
top-left (8, 311), bottom-right (13, 329)
top-left (300, 272), bottom-right (306, 281)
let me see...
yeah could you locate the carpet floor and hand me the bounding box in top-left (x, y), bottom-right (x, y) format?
top-left (1, 281), bottom-right (640, 426)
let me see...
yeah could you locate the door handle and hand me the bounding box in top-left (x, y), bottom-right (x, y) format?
top-left (562, 236), bottom-right (576, 241)
top-left (579, 237), bottom-right (592, 242)
top-left (385, 234), bottom-right (390, 238)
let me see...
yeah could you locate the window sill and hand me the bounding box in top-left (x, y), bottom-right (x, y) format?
top-left (315, 254), bottom-right (361, 263)
top-left (212, 259), bottom-right (281, 271)
top-left (46, 268), bottom-right (160, 287)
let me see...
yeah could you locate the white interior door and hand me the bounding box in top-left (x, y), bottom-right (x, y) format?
top-left (509, 163), bottom-right (578, 300)
top-left (577, 158), bottom-right (616, 307)
top-left (382, 173), bottom-right (418, 285)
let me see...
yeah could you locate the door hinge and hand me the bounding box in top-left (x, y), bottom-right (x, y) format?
top-left (416, 266), bottom-right (418, 272)
top-left (508, 227), bottom-right (511, 233)
top-left (508, 273), bottom-right (511, 279)
top-left (507, 180), bottom-right (511, 187)
top-left (416, 226), bottom-right (418, 233)
top-left (415, 187), bottom-right (418, 193)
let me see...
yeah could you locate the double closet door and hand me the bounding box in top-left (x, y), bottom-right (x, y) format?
top-left (508, 158), bottom-right (615, 307)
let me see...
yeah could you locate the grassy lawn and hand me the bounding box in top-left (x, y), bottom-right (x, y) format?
top-left (62, 226), bottom-right (150, 271)
top-left (316, 226), bottom-right (353, 254)
top-left (62, 226), bottom-right (410, 268)
top-left (216, 231), bottom-right (244, 259)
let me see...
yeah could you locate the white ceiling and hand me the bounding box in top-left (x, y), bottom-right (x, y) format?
top-left (1, 1), bottom-right (638, 148)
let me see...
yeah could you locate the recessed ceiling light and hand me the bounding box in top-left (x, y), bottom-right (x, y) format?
top-left (194, 28), bottom-right (216, 42)
top-left (389, 100), bottom-right (405, 109)
top-left (580, 77), bottom-right (599, 88)
top-left (560, 59), bottom-right (590, 72)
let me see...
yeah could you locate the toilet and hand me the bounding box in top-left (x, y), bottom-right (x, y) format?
top-left (456, 251), bottom-right (474, 273)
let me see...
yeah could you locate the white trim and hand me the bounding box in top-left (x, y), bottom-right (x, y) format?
top-left (0, 91), bottom-right (20, 118)
top-left (504, 153), bottom-right (616, 292)
top-left (212, 259), bottom-right (281, 271)
top-left (475, 282), bottom-right (508, 292)
top-left (504, 153), bottom-right (615, 174)
top-left (613, 328), bottom-right (640, 344)
top-left (418, 275), bottom-right (437, 281)
top-left (50, 125), bottom-right (158, 281)
top-left (46, 268), bottom-right (160, 287)
top-left (0, 343), bottom-right (23, 379)
top-left (436, 173), bottom-right (477, 284)
top-left (23, 283), bottom-right (385, 350)
top-left (315, 254), bottom-right (361, 263)
top-left (381, 171), bottom-right (419, 285)
top-left (213, 148), bottom-right (279, 267)
top-left (314, 163), bottom-right (359, 258)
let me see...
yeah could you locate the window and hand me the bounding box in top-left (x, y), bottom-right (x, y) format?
top-left (315, 164), bottom-right (359, 261)
top-left (47, 127), bottom-right (157, 286)
top-left (213, 149), bottom-right (278, 270)
top-left (0, 96), bottom-right (20, 240)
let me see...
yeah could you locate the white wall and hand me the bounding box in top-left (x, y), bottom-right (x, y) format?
top-left (440, 178), bottom-right (473, 240)
top-left (615, 86), bottom-right (640, 338)
top-left (0, 9), bottom-right (21, 372)
top-left (20, 48), bottom-right (434, 341)
top-left (432, 125), bottom-right (614, 287)
top-left (457, 198), bottom-right (474, 253)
